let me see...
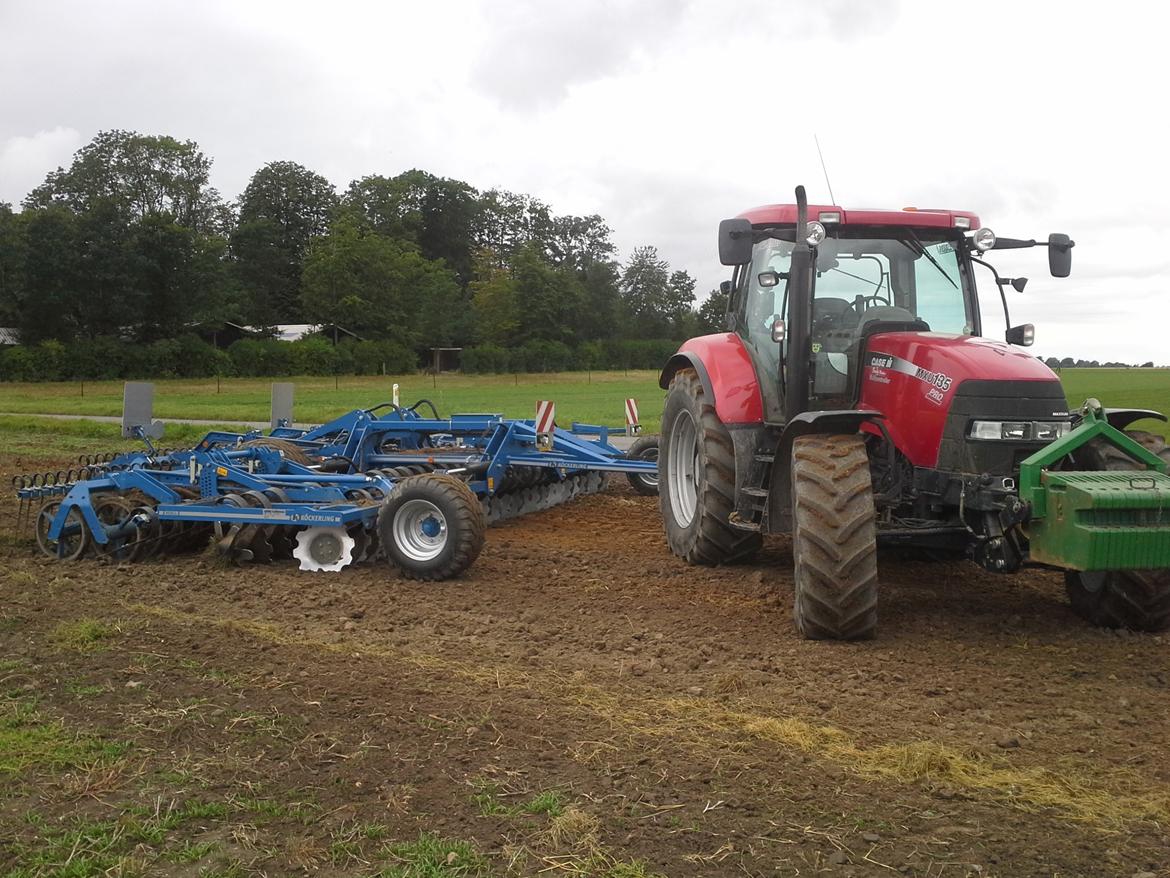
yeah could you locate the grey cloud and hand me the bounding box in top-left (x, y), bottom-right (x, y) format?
top-left (471, 0), bottom-right (684, 111)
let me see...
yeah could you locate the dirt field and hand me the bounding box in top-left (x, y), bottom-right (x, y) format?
top-left (3, 457), bottom-right (1169, 875)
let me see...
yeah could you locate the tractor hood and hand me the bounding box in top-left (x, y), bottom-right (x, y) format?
top-left (863, 331), bottom-right (1059, 391)
top-left (859, 332), bottom-right (1067, 468)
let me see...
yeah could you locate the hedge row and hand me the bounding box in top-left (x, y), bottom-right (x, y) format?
top-left (0, 335), bottom-right (689, 381)
top-left (0, 336), bottom-right (418, 381)
top-left (460, 339), bottom-right (683, 373)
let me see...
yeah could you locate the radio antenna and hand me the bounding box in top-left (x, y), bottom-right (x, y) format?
top-left (814, 134), bottom-right (837, 204)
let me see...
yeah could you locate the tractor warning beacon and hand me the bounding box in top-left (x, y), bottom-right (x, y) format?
top-left (658, 186), bottom-right (1170, 639)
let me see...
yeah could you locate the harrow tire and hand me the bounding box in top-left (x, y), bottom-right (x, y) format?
top-left (791, 434), bottom-right (879, 641)
top-left (625, 435), bottom-right (660, 496)
top-left (378, 473), bottom-right (485, 581)
top-left (1065, 429), bottom-right (1170, 632)
top-left (241, 438), bottom-right (313, 467)
top-left (659, 368), bottom-right (761, 565)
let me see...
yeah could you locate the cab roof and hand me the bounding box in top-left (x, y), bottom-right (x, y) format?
top-left (739, 203), bottom-right (980, 230)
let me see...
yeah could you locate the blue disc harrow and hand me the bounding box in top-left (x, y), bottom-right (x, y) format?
top-left (14, 400), bottom-right (659, 580)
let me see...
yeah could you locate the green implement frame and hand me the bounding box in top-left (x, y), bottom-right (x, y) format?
top-left (1020, 400), bottom-right (1170, 571)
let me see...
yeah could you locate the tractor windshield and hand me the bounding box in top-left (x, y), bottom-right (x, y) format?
top-left (741, 228), bottom-right (976, 411)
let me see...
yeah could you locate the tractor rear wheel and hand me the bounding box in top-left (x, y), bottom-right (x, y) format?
top-left (791, 434), bottom-right (879, 640)
top-left (659, 368), bottom-right (761, 565)
top-left (625, 435), bottom-right (659, 496)
top-left (1064, 429), bottom-right (1170, 632)
top-left (379, 473), bottom-right (486, 581)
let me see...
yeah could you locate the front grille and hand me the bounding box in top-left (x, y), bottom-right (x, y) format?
top-left (936, 380), bottom-right (1068, 476)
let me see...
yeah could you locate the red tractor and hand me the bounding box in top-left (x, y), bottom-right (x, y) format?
top-left (658, 186), bottom-right (1170, 639)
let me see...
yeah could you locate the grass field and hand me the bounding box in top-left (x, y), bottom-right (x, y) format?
top-left (0, 368), bottom-right (1166, 438)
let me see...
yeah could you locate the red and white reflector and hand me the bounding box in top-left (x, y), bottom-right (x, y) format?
top-left (535, 400), bottom-right (555, 450)
top-left (625, 398), bottom-right (642, 434)
top-left (535, 400), bottom-right (555, 433)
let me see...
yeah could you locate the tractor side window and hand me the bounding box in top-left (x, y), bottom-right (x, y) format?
top-left (744, 240), bottom-right (794, 343)
top-left (912, 241), bottom-right (970, 334)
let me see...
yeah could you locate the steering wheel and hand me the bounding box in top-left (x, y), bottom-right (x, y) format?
top-left (853, 293), bottom-right (891, 314)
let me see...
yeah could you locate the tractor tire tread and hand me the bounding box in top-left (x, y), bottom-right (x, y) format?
top-left (660, 369), bottom-right (761, 565)
top-left (378, 473), bottom-right (486, 581)
top-left (792, 434), bottom-right (879, 640)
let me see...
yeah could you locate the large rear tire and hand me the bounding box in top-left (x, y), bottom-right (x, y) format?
top-left (659, 368), bottom-right (761, 565)
top-left (379, 474), bottom-right (486, 581)
top-left (791, 434), bottom-right (879, 641)
top-left (1064, 429), bottom-right (1170, 632)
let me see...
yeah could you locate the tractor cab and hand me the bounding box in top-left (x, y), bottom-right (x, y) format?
top-left (732, 216), bottom-right (979, 420)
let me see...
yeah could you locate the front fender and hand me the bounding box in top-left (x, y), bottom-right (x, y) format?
top-left (1102, 408), bottom-right (1168, 431)
top-left (659, 334), bottom-right (764, 425)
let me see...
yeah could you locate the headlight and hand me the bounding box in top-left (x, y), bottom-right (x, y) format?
top-left (970, 421), bottom-right (1072, 441)
top-left (805, 221), bottom-right (826, 246)
top-left (971, 227), bottom-right (996, 251)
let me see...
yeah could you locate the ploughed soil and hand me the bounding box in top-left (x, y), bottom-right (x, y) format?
top-left (2, 453), bottom-right (1168, 876)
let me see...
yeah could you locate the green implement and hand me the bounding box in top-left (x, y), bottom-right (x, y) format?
top-left (1021, 400), bottom-right (1170, 571)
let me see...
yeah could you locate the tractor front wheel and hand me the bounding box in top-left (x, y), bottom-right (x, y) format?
top-left (791, 434), bottom-right (879, 640)
top-left (1065, 429), bottom-right (1170, 632)
top-left (659, 368), bottom-right (761, 565)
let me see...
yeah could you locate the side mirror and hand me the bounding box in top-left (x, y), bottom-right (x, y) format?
top-left (718, 218), bottom-right (753, 266)
top-left (1006, 323), bottom-right (1035, 346)
top-left (1048, 233), bottom-right (1073, 278)
top-left (1011, 277), bottom-right (1028, 292)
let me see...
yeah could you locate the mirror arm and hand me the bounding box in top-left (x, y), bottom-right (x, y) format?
top-left (971, 256), bottom-right (1013, 331)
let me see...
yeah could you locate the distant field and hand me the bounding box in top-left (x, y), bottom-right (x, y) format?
top-left (0, 368), bottom-right (1165, 439)
top-left (0, 371), bottom-right (666, 431)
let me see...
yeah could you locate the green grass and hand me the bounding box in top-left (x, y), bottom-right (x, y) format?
top-left (49, 619), bottom-right (118, 652)
top-left (8, 800), bottom-right (231, 877)
top-left (0, 697), bottom-right (126, 775)
top-left (0, 372), bottom-right (664, 431)
top-left (470, 777), bottom-right (566, 818)
top-left (376, 833), bottom-right (492, 878)
top-left (0, 369), bottom-right (1164, 456)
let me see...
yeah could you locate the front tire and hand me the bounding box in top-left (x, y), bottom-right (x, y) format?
top-left (1064, 429), bottom-right (1170, 632)
top-left (379, 474), bottom-right (486, 581)
top-left (659, 368), bottom-right (761, 565)
top-left (791, 434), bottom-right (879, 640)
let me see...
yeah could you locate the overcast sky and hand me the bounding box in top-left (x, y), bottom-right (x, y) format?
top-left (1, 0), bottom-right (1167, 362)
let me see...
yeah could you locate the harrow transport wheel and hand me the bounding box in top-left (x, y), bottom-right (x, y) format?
top-left (791, 434), bottom-right (879, 641)
top-left (1065, 429), bottom-right (1170, 632)
top-left (625, 435), bottom-right (659, 496)
top-left (659, 368), bottom-right (761, 565)
top-left (378, 474), bottom-right (485, 581)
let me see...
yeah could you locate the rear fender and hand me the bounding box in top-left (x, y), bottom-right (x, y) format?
top-left (658, 334), bottom-right (764, 425)
top-left (767, 410), bottom-right (886, 532)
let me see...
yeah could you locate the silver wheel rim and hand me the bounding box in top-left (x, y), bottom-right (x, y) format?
top-left (393, 499), bottom-right (448, 562)
top-left (667, 410), bottom-right (698, 527)
top-left (636, 447), bottom-right (659, 488)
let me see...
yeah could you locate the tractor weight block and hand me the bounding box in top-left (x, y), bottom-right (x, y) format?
top-left (1027, 469), bottom-right (1170, 571)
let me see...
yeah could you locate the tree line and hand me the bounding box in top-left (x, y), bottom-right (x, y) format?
top-left (1043, 357), bottom-right (1160, 370)
top-left (0, 130), bottom-right (725, 379)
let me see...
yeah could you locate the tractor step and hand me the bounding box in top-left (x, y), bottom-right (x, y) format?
top-left (1027, 469), bottom-right (1170, 570)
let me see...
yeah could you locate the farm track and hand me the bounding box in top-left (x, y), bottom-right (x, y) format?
top-left (2, 458), bottom-right (1169, 875)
